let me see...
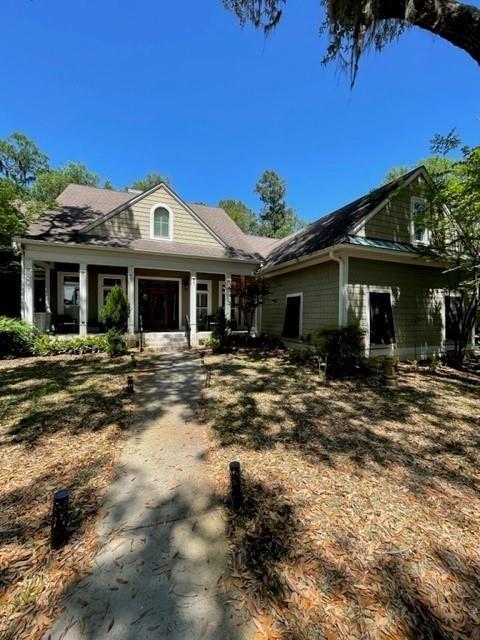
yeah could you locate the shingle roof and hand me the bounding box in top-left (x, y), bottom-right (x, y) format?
top-left (244, 234), bottom-right (284, 258)
top-left (187, 203), bottom-right (255, 253)
top-left (23, 184), bottom-right (266, 262)
top-left (260, 167), bottom-right (422, 270)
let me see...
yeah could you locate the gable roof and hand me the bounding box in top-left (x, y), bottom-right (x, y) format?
top-left (22, 183), bottom-right (270, 262)
top-left (260, 166), bottom-right (425, 270)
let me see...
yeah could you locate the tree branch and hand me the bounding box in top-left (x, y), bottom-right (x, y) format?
top-left (378, 0), bottom-right (480, 65)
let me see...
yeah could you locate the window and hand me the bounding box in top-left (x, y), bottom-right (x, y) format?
top-left (445, 295), bottom-right (462, 342)
top-left (34, 274), bottom-right (46, 312)
top-left (58, 273), bottom-right (80, 321)
top-left (98, 274), bottom-right (126, 319)
top-left (410, 197), bottom-right (429, 245)
top-left (151, 205), bottom-right (172, 240)
top-left (282, 293), bottom-right (303, 339)
top-left (369, 292), bottom-right (395, 345)
top-left (196, 281), bottom-right (211, 329)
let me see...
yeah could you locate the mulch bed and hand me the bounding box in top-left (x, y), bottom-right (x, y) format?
top-left (0, 354), bottom-right (145, 640)
top-left (201, 351), bottom-right (480, 639)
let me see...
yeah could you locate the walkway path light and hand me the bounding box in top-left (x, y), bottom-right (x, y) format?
top-left (51, 489), bottom-right (69, 549)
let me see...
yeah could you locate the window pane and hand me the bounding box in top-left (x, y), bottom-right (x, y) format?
top-left (369, 292), bottom-right (395, 345)
top-left (34, 278), bottom-right (46, 313)
top-left (154, 208), bottom-right (169, 238)
top-left (445, 296), bottom-right (461, 341)
top-left (282, 295), bottom-right (301, 338)
top-left (103, 277), bottom-right (122, 288)
top-left (197, 283), bottom-right (208, 291)
top-left (63, 276), bottom-right (79, 307)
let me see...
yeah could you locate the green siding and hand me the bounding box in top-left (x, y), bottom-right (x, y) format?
top-left (364, 177), bottom-right (424, 242)
top-left (348, 258), bottom-right (453, 354)
top-left (262, 261), bottom-right (339, 340)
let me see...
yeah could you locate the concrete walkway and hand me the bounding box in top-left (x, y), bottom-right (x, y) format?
top-left (46, 352), bottom-right (246, 640)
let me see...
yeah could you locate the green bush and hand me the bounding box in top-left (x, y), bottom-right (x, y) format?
top-left (105, 328), bottom-right (126, 357)
top-left (0, 316), bottom-right (37, 358)
top-left (32, 334), bottom-right (108, 356)
top-left (100, 285), bottom-right (130, 332)
top-left (317, 325), bottom-right (365, 378)
top-left (201, 335), bottom-right (221, 353)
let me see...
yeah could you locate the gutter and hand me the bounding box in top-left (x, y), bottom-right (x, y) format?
top-left (329, 250), bottom-right (348, 327)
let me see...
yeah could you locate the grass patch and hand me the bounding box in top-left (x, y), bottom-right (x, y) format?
top-left (202, 351), bottom-right (480, 639)
top-left (0, 353), bottom-right (150, 640)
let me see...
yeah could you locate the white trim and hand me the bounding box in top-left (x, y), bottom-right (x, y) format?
top-left (196, 279), bottom-right (212, 328)
top-left (349, 166), bottom-right (427, 236)
top-left (135, 276), bottom-right (183, 331)
top-left (364, 285), bottom-right (396, 353)
top-left (57, 271), bottom-right (80, 316)
top-left (20, 239), bottom-right (259, 271)
top-left (189, 272), bottom-right (197, 340)
top-left (285, 292), bottom-right (303, 338)
top-left (150, 203), bottom-right (174, 241)
top-left (127, 267), bottom-right (135, 335)
top-left (79, 263), bottom-right (88, 336)
top-left (197, 279), bottom-right (212, 314)
top-left (97, 273), bottom-right (127, 321)
top-left (410, 196), bottom-right (431, 246)
top-left (22, 256), bottom-right (34, 324)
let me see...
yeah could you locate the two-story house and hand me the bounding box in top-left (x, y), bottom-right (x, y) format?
top-left (16, 165), bottom-right (463, 357)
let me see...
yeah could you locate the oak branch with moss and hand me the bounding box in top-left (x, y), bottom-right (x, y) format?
top-left (223, 0), bottom-right (480, 82)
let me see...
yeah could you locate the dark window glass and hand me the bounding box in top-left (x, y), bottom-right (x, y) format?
top-left (34, 278), bottom-right (46, 313)
top-left (445, 296), bottom-right (462, 341)
top-left (369, 292), bottom-right (395, 345)
top-left (282, 295), bottom-right (301, 338)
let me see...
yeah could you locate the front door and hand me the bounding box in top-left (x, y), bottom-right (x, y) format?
top-left (139, 280), bottom-right (179, 331)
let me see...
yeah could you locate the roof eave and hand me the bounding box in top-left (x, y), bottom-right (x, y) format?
top-left (17, 236), bottom-right (261, 265)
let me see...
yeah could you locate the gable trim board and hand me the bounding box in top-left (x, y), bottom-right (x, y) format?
top-left (349, 166), bottom-right (427, 236)
top-left (81, 181), bottom-right (227, 248)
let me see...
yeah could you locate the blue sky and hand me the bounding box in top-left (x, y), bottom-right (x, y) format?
top-left (1, 0), bottom-right (479, 222)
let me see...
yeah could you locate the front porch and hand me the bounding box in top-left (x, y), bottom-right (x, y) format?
top-left (22, 257), bottom-right (253, 346)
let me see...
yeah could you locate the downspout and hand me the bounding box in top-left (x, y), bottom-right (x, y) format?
top-left (329, 250), bottom-right (347, 327)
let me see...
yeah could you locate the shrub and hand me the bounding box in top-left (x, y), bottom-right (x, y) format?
top-left (32, 334), bottom-right (107, 356)
top-left (105, 328), bottom-right (126, 357)
top-left (0, 317), bottom-right (37, 358)
top-left (201, 335), bottom-right (221, 353)
top-left (317, 325), bottom-right (365, 378)
top-left (100, 285), bottom-right (130, 332)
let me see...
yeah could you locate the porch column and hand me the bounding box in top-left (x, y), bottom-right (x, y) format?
top-left (79, 263), bottom-right (88, 336)
top-left (224, 273), bottom-right (232, 322)
top-left (44, 265), bottom-right (51, 314)
top-left (22, 255), bottom-right (34, 325)
top-left (127, 266), bottom-right (135, 334)
top-left (189, 271), bottom-right (197, 342)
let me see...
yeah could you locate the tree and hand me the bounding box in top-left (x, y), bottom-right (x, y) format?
top-left (401, 135), bottom-right (480, 363)
top-left (219, 198), bottom-right (258, 233)
top-left (384, 155), bottom-right (458, 184)
top-left (229, 276), bottom-right (272, 335)
top-left (100, 285), bottom-right (130, 332)
top-left (255, 170), bottom-right (303, 238)
top-left (0, 132), bottom-right (49, 187)
top-left (32, 162), bottom-right (99, 203)
top-left (222, 1), bottom-right (480, 84)
top-left (129, 172), bottom-right (171, 192)
top-left (0, 179), bottom-right (43, 247)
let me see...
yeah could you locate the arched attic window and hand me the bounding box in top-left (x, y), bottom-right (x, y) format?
top-left (150, 204), bottom-right (173, 240)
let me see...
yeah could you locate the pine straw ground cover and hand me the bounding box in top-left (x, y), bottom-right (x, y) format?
top-left (0, 353), bottom-right (147, 640)
top-left (200, 351), bottom-right (480, 640)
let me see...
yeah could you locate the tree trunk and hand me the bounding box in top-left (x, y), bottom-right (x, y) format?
top-left (379, 0), bottom-right (480, 65)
